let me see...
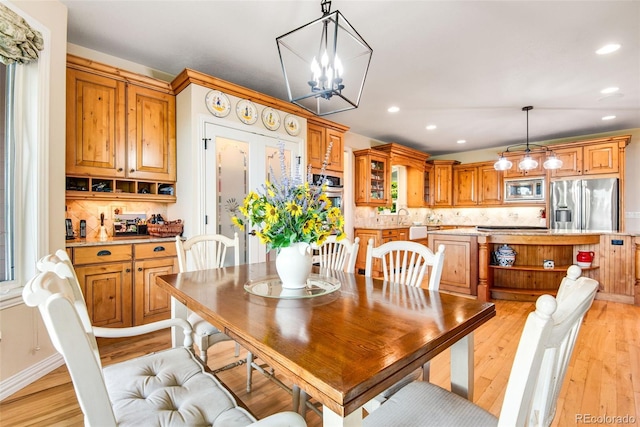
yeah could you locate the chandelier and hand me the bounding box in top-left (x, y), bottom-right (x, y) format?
top-left (494, 106), bottom-right (563, 171)
top-left (276, 0), bottom-right (373, 116)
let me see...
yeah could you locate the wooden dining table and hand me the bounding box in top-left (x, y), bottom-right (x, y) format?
top-left (156, 262), bottom-right (496, 427)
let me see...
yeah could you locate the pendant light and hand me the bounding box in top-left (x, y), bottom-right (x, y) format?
top-left (494, 106), bottom-right (563, 171)
top-left (276, 0), bottom-right (373, 116)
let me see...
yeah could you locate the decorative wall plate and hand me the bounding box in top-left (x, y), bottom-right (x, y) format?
top-left (261, 107), bottom-right (281, 131)
top-left (204, 90), bottom-right (231, 118)
top-left (284, 114), bottom-right (300, 136)
top-left (236, 99), bottom-right (258, 125)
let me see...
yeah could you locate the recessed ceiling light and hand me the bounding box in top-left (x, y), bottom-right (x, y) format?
top-left (426, 125), bottom-right (437, 130)
top-left (600, 87), bottom-right (619, 94)
top-left (387, 106), bottom-right (400, 113)
top-left (456, 140), bottom-right (466, 144)
top-left (596, 43), bottom-right (621, 55)
top-left (602, 115), bottom-right (616, 121)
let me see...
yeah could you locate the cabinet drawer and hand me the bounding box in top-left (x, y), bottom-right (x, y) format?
top-left (73, 245), bottom-right (133, 265)
top-left (382, 229), bottom-right (396, 238)
top-left (135, 242), bottom-right (177, 259)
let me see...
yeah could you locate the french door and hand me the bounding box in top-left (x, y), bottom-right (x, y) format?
top-left (203, 122), bottom-right (303, 265)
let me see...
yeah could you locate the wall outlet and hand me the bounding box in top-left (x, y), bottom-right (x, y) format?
top-left (110, 205), bottom-right (125, 218)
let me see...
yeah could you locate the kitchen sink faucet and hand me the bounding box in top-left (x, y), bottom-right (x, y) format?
top-left (396, 208), bottom-right (409, 225)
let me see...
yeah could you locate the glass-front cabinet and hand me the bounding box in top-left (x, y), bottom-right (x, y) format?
top-left (354, 149), bottom-right (390, 207)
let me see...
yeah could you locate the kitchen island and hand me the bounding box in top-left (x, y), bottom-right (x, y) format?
top-left (428, 227), bottom-right (637, 305)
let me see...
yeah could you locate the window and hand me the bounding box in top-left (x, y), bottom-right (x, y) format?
top-left (1, 62), bottom-right (15, 282)
top-left (0, 57), bottom-right (46, 299)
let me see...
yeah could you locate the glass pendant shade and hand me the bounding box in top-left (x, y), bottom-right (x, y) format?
top-left (276, 1), bottom-right (372, 116)
top-left (493, 155), bottom-right (513, 171)
top-left (518, 154), bottom-right (538, 171)
top-left (543, 153), bottom-right (563, 170)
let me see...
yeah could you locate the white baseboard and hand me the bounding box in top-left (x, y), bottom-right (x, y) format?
top-left (0, 353), bottom-right (64, 401)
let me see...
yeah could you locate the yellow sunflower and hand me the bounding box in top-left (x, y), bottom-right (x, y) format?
top-left (264, 203), bottom-right (279, 223)
top-left (231, 216), bottom-right (244, 230)
top-left (286, 201), bottom-right (302, 217)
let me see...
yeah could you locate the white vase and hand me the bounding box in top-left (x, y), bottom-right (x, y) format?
top-left (276, 242), bottom-right (312, 289)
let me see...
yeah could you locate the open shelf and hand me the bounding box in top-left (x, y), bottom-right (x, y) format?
top-left (66, 176), bottom-right (176, 202)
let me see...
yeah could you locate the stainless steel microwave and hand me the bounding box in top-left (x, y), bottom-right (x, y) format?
top-left (504, 177), bottom-right (545, 202)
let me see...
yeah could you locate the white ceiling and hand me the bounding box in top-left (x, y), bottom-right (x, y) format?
top-left (60, 0), bottom-right (640, 156)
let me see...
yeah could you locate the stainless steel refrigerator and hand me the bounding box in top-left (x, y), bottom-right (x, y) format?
top-left (551, 178), bottom-right (619, 231)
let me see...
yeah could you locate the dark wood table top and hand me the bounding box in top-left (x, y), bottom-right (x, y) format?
top-left (156, 262), bottom-right (496, 417)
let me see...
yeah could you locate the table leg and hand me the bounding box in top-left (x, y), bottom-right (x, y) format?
top-left (323, 405), bottom-right (362, 427)
top-left (170, 296), bottom-right (188, 348)
top-left (450, 332), bottom-right (474, 400)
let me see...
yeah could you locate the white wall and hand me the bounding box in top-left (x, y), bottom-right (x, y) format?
top-left (0, 0), bottom-right (68, 399)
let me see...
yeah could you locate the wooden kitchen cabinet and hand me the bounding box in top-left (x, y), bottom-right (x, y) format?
top-left (353, 227), bottom-right (409, 276)
top-left (126, 85), bottom-right (176, 182)
top-left (373, 143), bottom-right (431, 208)
top-left (307, 122), bottom-right (344, 175)
top-left (550, 142), bottom-right (619, 177)
top-left (354, 149), bottom-right (391, 207)
top-left (66, 55), bottom-right (176, 202)
top-left (428, 233), bottom-right (478, 296)
top-left (429, 160), bottom-right (459, 207)
top-left (453, 165), bottom-right (478, 206)
top-left (133, 242), bottom-right (178, 325)
top-left (73, 244), bottom-right (134, 328)
top-left (407, 163), bottom-right (430, 207)
top-left (477, 162), bottom-right (503, 205)
top-left (66, 68), bottom-right (126, 178)
top-left (70, 239), bottom-right (177, 327)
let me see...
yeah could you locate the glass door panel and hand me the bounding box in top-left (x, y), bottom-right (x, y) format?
top-left (204, 122), bottom-right (302, 265)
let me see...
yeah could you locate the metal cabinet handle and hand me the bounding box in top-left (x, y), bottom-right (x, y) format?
top-left (117, 168), bottom-right (123, 172)
top-left (97, 250), bottom-right (111, 256)
top-left (138, 267), bottom-right (143, 272)
top-left (153, 246), bottom-right (166, 252)
top-left (125, 268), bottom-right (131, 273)
top-left (130, 169), bottom-right (135, 173)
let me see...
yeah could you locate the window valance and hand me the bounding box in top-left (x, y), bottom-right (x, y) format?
top-left (0, 4), bottom-right (43, 65)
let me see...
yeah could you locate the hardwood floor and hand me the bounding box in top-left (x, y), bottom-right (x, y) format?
top-left (1, 298), bottom-right (639, 426)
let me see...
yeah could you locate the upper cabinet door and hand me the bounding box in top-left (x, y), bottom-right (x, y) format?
top-left (477, 163), bottom-right (503, 205)
top-left (66, 69), bottom-right (126, 177)
top-left (325, 128), bottom-right (344, 172)
top-left (551, 142), bottom-right (619, 177)
top-left (126, 84), bottom-right (176, 182)
top-left (307, 123), bottom-right (344, 175)
top-left (453, 166), bottom-right (478, 206)
top-left (582, 142), bottom-right (619, 175)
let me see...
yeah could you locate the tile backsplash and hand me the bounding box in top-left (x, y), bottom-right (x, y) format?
top-left (66, 200), bottom-right (170, 238)
top-left (354, 206), bottom-right (547, 228)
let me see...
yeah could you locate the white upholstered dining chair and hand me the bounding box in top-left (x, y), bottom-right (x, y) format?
top-left (365, 240), bottom-right (445, 289)
top-left (363, 267), bottom-right (599, 427)
top-left (176, 233), bottom-right (267, 394)
top-left (362, 240), bottom-right (446, 412)
top-left (311, 235), bottom-right (360, 273)
top-left (24, 250), bottom-right (306, 427)
top-left (175, 233), bottom-right (241, 364)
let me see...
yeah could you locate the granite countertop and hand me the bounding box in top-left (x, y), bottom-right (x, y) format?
top-left (354, 224), bottom-right (442, 230)
top-left (65, 235), bottom-right (178, 247)
top-left (427, 227), bottom-right (625, 236)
